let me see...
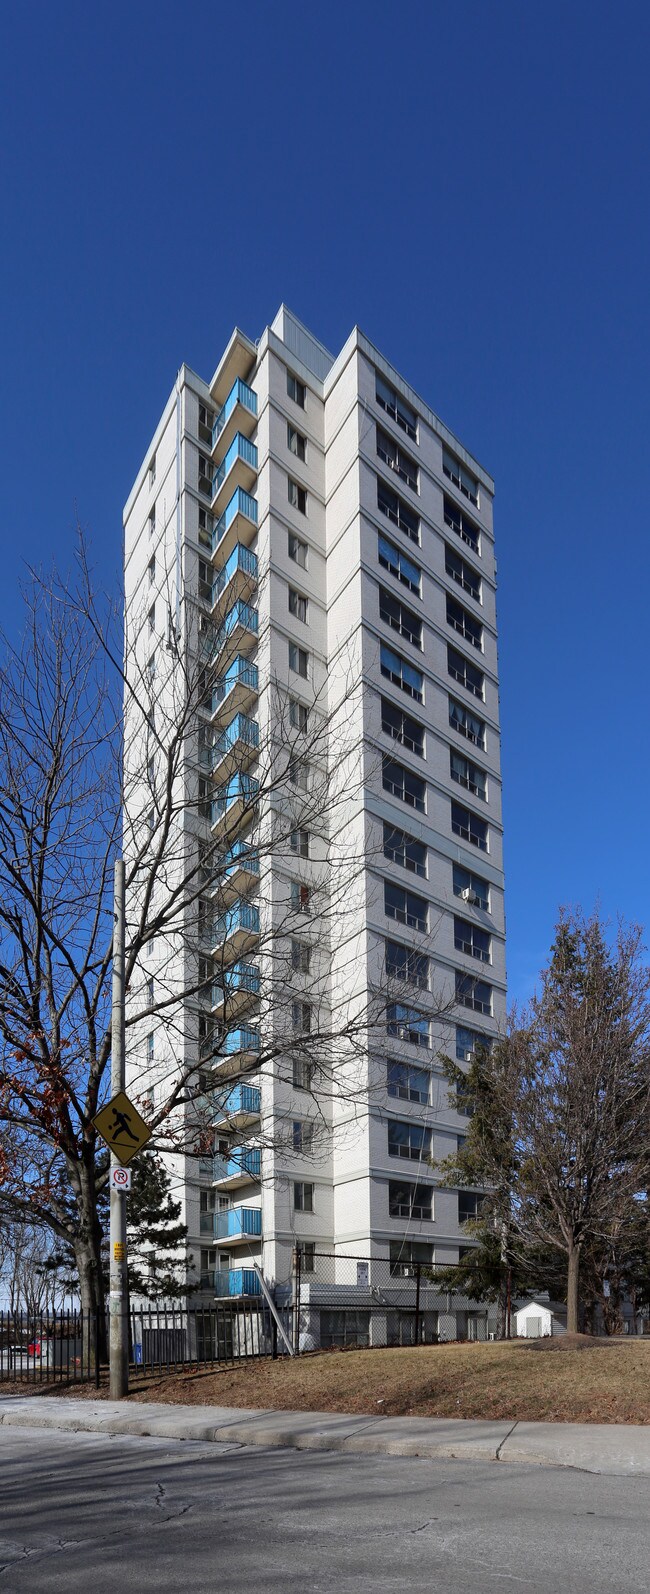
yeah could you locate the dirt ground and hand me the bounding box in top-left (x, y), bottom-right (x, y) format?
top-left (6, 1336), bottom-right (650, 1424)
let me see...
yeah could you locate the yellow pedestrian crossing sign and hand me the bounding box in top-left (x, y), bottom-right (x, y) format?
top-left (93, 1091), bottom-right (152, 1166)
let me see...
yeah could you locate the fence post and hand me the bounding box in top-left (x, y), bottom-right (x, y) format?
top-left (414, 1264), bottom-right (421, 1345)
top-left (293, 1247), bottom-right (301, 1354)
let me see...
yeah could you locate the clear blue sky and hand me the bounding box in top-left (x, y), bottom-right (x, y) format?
top-left (1, 1), bottom-right (648, 1002)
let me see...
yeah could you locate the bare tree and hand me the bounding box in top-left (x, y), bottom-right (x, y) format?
top-left (0, 541), bottom-right (454, 1318)
top-left (436, 911), bottom-right (650, 1332)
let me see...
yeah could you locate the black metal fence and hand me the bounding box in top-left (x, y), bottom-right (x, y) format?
top-left (0, 1299), bottom-right (293, 1386)
top-left (291, 1252), bottom-right (500, 1351)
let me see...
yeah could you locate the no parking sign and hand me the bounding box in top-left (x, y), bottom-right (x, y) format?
top-left (109, 1166), bottom-right (132, 1192)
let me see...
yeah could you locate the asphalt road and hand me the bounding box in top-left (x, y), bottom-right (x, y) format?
top-left (0, 1427), bottom-right (648, 1593)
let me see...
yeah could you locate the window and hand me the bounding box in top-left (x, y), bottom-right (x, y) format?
top-left (289, 642), bottom-right (309, 678)
top-left (388, 1120), bottom-right (432, 1161)
top-left (288, 531), bottom-right (308, 568)
top-left (383, 823), bottom-right (427, 878)
top-left (147, 755), bottom-right (155, 786)
top-left (389, 1240), bottom-right (433, 1275)
top-left (287, 423), bottom-right (307, 461)
top-left (292, 1000), bottom-right (311, 1034)
top-left (198, 507), bottom-right (212, 550)
top-left (289, 698), bottom-right (309, 731)
top-left (380, 644), bottom-right (423, 702)
top-left (198, 403), bottom-right (214, 443)
top-left (387, 1003), bottom-right (430, 1048)
top-left (446, 595), bottom-right (483, 651)
top-left (293, 1056), bottom-right (313, 1090)
top-left (289, 759), bottom-right (310, 791)
top-left (382, 755), bottom-right (426, 813)
top-left (453, 864), bottom-right (490, 912)
top-left (456, 972), bottom-right (493, 1015)
top-left (146, 1032), bottom-right (154, 1063)
top-left (454, 916), bottom-right (491, 964)
top-left (375, 373), bottom-right (417, 441)
top-left (288, 587), bottom-right (308, 622)
top-left (459, 1191), bottom-right (483, 1223)
top-left (442, 447), bottom-right (479, 507)
top-left (378, 534), bottom-right (421, 596)
top-left (147, 654), bottom-right (156, 683)
top-left (445, 544), bottom-right (481, 602)
top-left (447, 645), bottom-right (484, 700)
top-left (320, 1309), bottom-right (370, 1348)
top-left (291, 880), bottom-right (311, 914)
top-left (288, 478), bottom-right (307, 514)
top-left (292, 1120), bottom-right (314, 1153)
top-left (296, 1241), bottom-right (315, 1272)
top-left (444, 494), bottom-right (480, 554)
top-left (287, 372), bottom-right (306, 408)
top-left (384, 882), bottom-right (428, 932)
top-left (198, 453), bottom-right (211, 493)
top-left (148, 603), bottom-right (156, 635)
top-left (379, 586), bottom-right (422, 649)
top-left (449, 698), bottom-right (486, 749)
top-left (290, 829), bottom-right (310, 859)
top-left (148, 507), bottom-right (156, 536)
top-left (377, 427), bottom-right (418, 492)
top-left (294, 1181), bottom-right (314, 1212)
top-left (451, 800), bottom-right (488, 852)
top-left (146, 976), bottom-right (154, 1010)
top-left (146, 807), bottom-right (155, 832)
top-left (291, 938), bottom-right (311, 973)
top-left (389, 1180), bottom-right (432, 1220)
top-left (456, 1025), bottom-right (491, 1063)
top-left (386, 940), bottom-right (430, 990)
top-left (377, 480), bottom-right (420, 543)
top-left (450, 750), bottom-right (487, 801)
top-left (381, 697), bottom-right (425, 756)
top-left (148, 555), bottom-right (156, 585)
top-left (387, 1060), bottom-right (430, 1105)
top-left (198, 558), bottom-right (213, 605)
top-left (147, 937), bottom-right (155, 956)
top-left (149, 455), bottom-right (156, 487)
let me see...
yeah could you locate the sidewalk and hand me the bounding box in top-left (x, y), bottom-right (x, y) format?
top-left (1, 1395), bottom-right (649, 1474)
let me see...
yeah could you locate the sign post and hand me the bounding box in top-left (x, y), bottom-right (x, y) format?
top-left (109, 859), bottom-right (128, 1398)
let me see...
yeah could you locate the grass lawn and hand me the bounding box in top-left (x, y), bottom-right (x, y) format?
top-left (12, 1335), bottom-right (650, 1424)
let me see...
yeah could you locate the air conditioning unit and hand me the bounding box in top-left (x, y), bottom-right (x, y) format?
top-left (461, 887), bottom-right (479, 905)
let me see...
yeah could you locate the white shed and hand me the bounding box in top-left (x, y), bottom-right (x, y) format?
top-left (514, 1298), bottom-right (567, 1338)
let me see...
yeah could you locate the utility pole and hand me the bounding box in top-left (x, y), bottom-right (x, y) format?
top-left (109, 858), bottom-right (129, 1398)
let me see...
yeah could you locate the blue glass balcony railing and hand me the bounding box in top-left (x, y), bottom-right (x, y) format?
top-left (212, 488), bottom-right (258, 554)
top-left (211, 600), bottom-right (258, 661)
top-left (212, 379), bottom-right (258, 447)
top-left (210, 902), bottom-right (260, 944)
top-left (213, 1147), bottom-right (261, 1184)
top-left (223, 839), bottom-right (260, 879)
top-left (216, 1206), bottom-right (262, 1240)
top-left (211, 962), bottom-right (260, 1006)
top-left (213, 433), bottom-right (258, 497)
top-left (220, 1026), bottom-right (260, 1059)
top-left (210, 772), bottom-right (259, 827)
top-left (212, 713), bottom-right (259, 767)
top-left (212, 544), bottom-right (258, 607)
top-left (213, 656), bottom-right (258, 712)
top-left (214, 1267), bottom-right (261, 1297)
top-left (212, 1083), bottom-right (261, 1120)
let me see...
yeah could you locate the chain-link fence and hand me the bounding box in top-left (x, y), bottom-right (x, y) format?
top-left (289, 1252), bottom-right (500, 1350)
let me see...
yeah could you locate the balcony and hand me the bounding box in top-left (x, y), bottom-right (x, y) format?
top-left (212, 377), bottom-right (258, 458)
top-left (215, 1205), bottom-right (262, 1243)
top-left (212, 1026), bottom-right (260, 1076)
top-left (212, 1082), bottom-right (261, 1131)
top-left (212, 434), bottom-right (258, 517)
top-left (211, 544), bottom-right (258, 625)
top-left (218, 839), bottom-right (260, 901)
top-left (211, 961), bottom-right (260, 1018)
top-left (214, 1267), bottom-right (261, 1298)
top-left (210, 772), bottom-right (259, 836)
top-left (212, 1146), bottom-right (261, 1189)
top-left (210, 600), bottom-right (258, 668)
top-left (209, 901), bottom-right (260, 959)
top-left (211, 713), bottom-right (259, 783)
top-left (211, 657), bottom-right (258, 726)
top-left (212, 487), bottom-right (258, 568)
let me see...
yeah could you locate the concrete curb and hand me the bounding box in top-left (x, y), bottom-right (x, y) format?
top-left (1, 1397), bottom-right (649, 1475)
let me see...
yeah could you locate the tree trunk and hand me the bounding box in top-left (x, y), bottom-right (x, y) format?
top-left (566, 1242), bottom-right (580, 1333)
